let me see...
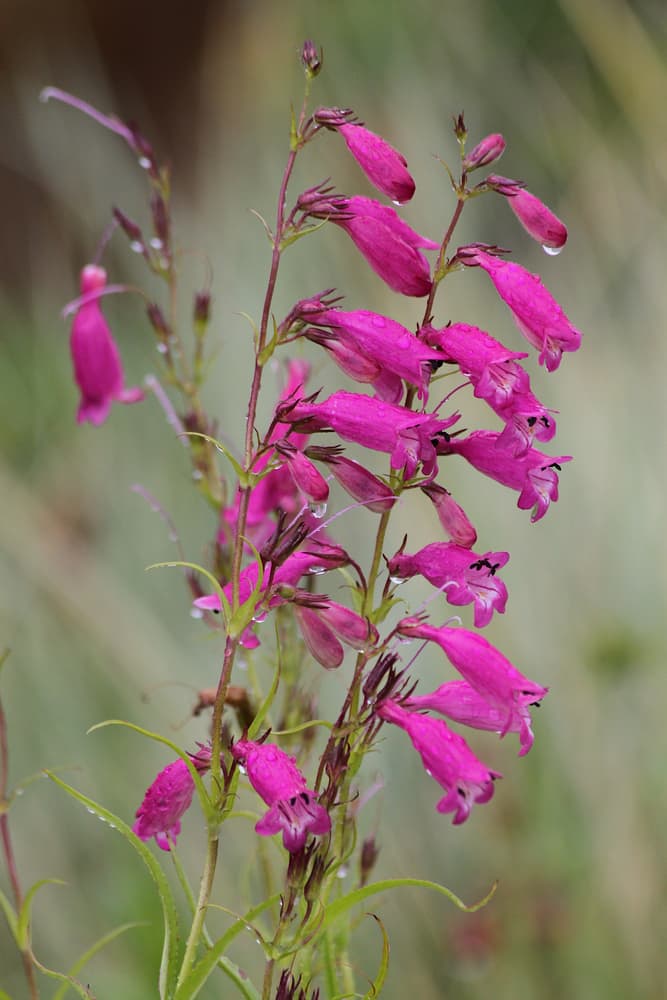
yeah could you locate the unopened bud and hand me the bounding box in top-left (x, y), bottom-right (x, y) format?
top-left (421, 483), bottom-right (477, 547)
top-left (301, 40), bottom-right (323, 78)
top-left (113, 206), bottom-right (143, 243)
top-left (360, 835), bottom-right (380, 886)
top-left (146, 302), bottom-right (170, 339)
top-left (464, 133), bottom-right (506, 171)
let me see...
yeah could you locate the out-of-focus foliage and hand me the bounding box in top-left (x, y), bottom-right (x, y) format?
top-left (2, 0), bottom-right (666, 996)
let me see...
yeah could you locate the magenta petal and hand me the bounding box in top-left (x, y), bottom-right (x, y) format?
top-left (339, 123), bottom-right (416, 203)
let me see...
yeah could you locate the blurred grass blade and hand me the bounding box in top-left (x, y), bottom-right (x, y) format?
top-left (322, 877), bottom-right (497, 928)
top-left (17, 877), bottom-right (66, 948)
top-left (44, 771), bottom-right (180, 1000)
top-left (53, 922), bottom-right (148, 1000)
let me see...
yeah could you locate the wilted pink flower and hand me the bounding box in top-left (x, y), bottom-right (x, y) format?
top-left (405, 680), bottom-right (537, 756)
top-left (420, 484), bottom-right (477, 547)
top-left (283, 390), bottom-right (458, 479)
top-left (302, 194), bottom-right (436, 296)
top-left (322, 453), bottom-right (396, 513)
top-left (231, 740), bottom-right (330, 852)
top-left (440, 430), bottom-right (571, 522)
top-left (307, 308), bottom-right (445, 402)
top-left (133, 747), bottom-right (211, 851)
top-left (70, 265), bottom-right (143, 424)
top-left (397, 619), bottom-right (548, 753)
top-left (387, 542), bottom-right (509, 628)
top-left (376, 699), bottom-right (501, 824)
top-left (460, 249), bottom-right (581, 371)
top-left (463, 133), bottom-right (506, 171)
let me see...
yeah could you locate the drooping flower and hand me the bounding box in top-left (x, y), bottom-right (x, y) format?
top-left (305, 308), bottom-right (445, 402)
top-left (300, 193), bottom-right (437, 296)
top-left (376, 699), bottom-right (501, 824)
top-left (282, 390), bottom-right (458, 479)
top-left (133, 747), bottom-right (211, 851)
top-left (405, 680), bottom-right (537, 756)
top-left (313, 451), bottom-right (397, 513)
top-left (420, 483), bottom-right (477, 548)
top-left (231, 739), bottom-right (330, 852)
top-left (458, 248), bottom-right (581, 371)
top-left (315, 108), bottom-right (416, 203)
top-left (387, 542), bottom-right (509, 628)
top-left (396, 619), bottom-right (548, 753)
top-left (486, 177), bottom-right (567, 251)
top-left (69, 264), bottom-right (143, 424)
top-left (439, 430), bottom-right (571, 522)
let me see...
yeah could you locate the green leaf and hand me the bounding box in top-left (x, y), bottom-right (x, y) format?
top-left (44, 771), bottom-right (181, 1000)
top-left (30, 955), bottom-right (94, 999)
top-left (0, 887), bottom-right (18, 943)
top-left (322, 877), bottom-right (497, 929)
top-left (53, 922), bottom-right (147, 1000)
top-left (362, 914), bottom-right (389, 999)
top-left (86, 720), bottom-right (214, 825)
top-left (174, 895), bottom-right (280, 999)
top-left (17, 877), bottom-right (66, 949)
top-left (178, 431), bottom-right (245, 481)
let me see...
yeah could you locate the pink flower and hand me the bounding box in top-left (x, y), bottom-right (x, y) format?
top-left (500, 184), bottom-right (567, 251)
top-left (463, 133), bottom-right (506, 171)
top-left (307, 308), bottom-right (445, 402)
top-left (69, 265), bottom-right (143, 424)
top-left (231, 740), bottom-right (330, 852)
top-left (133, 748), bottom-right (211, 851)
top-left (420, 484), bottom-right (477, 548)
top-left (397, 620), bottom-right (548, 754)
top-left (295, 598), bottom-right (377, 670)
top-left (440, 430), bottom-right (571, 522)
top-left (320, 453), bottom-right (396, 513)
top-left (301, 193), bottom-right (437, 296)
top-left (460, 249), bottom-right (581, 371)
top-left (405, 680), bottom-right (537, 756)
top-left (387, 542), bottom-right (509, 628)
top-left (283, 390), bottom-right (458, 479)
top-left (376, 699), bottom-right (501, 824)
top-left (338, 123), bottom-right (416, 203)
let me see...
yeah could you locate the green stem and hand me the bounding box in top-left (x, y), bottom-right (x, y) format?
top-left (175, 834), bottom-right (219, 992)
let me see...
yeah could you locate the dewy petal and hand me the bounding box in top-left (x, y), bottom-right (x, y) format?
top-left (504, 188), bottom-right (568, 250)
top-left (69, 265), bottom-right (144, 425)
top-left (337, 215), bottom-right (433, 297)
top-left (406, 680), bottom-right (535, 756)
top-left (420, 484), bottom-right (477, 548)
top-left (387, 542), bottom-right (509, 628)
top-left (231, 740), bottom-right (330, 852)
top-left (441, 430), bottom-right (571, 522)
top-left (284, 390), bottom-right (458, 479)
top-left (464, 250), bottom-right (581, 371)
top-left (309, 308), bottom-right (445, 402)
top-left (132, 752), bottom-right (210, 851)
top-left (376, 699), bottom-right (500, 824)
top-left (397, 620), bottom-right (548, 752)
top-left (338, 123), bottom-right (416, 203)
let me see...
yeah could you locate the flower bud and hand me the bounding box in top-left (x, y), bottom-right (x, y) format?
top-left (464, 133), bottom-right (506, 170)
top-left (301, 39), bottom-right (322, 78)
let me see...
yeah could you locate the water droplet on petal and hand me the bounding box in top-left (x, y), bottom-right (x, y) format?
top-left (149, 237), bottom-right (164, 250)
top-left (371, 315), bottom-right (386, 329)
top-left (389, 574), bottom-right (407, 585)
top-left (190, 607), bottom-right (204, 619)
top-left (307, 565), bottom-right (326, 576)
top-left (308, 501), bottom-right (327, 519)
top-left (138, 156), bottom-right (152, 169)
top-left (130, 240), bottom-right (144, 254)
top-left (542, 244), bottom-right (563, 256)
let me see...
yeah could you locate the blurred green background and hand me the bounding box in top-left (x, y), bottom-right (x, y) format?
top-left (2, 0), bottom-right (667, 996)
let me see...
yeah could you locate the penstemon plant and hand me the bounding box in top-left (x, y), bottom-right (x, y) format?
top-left (2, 40), bottom-right (582, 999)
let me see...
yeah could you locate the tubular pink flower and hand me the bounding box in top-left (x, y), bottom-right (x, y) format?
top-left (132, 748), bottom-right (211, 851)
top-left (461, 249), bottom-right (581, 371)
top-left (326, 454), bottom-right (397, 513)
top-left (503, 187), bottom-right (568, 250)
top-left (337, 123), bottom-right (416, 203)
top-left (302, 194), bottom-right (437, 297)
top-left (69, 265), bottom-right (143, 425)
top-left (463, 133), bottom-right (506, 170)
top-left (397, 620), bottom-right (548, 753)
top-left (307, 308), bottom-right (445, 402)
top-left (316, 600), bottom-right (378, 648)
top-left (420, 484), bottom-right (477, 547)
top-left (405, 680), bottom-right (536, 756)
top-left (440, 430), bottom-right (571, 522)
top-left (294, 605), bottom-right (345, 669)
top-left (284, 390), bottom-right (458, 479)
top-left (280, 447), bottom-right (330, 504)
top-left (387, 542), bottom-right (509, 628)
top-left (304, 328), bottom-right (403, 403)
top-left (232, 740), bottom-right (330, 852)
top-left (376, 699), bottom-right (501, 824)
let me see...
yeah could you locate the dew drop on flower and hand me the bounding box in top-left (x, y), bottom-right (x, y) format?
top-left (542, 244), bottom-right (563, 256)
top-left (190, 607), bottom-right (204, 620)
top-left (149, 237), bottom-right (164, 250)
top-left (156, 342), bottom-right (168, 354)
top-left (309, 501), bottom-right (327, 519)
top-left (138, 156), bottom-right (152, 169)
top-left (307, 565), bottom-right (326, 576)
top-left (336, 864), bottom-right (349, 879)
top-left (389, 574), bottom-right (407, 585)
top-left (130, 240), bottom-right (144, 254)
